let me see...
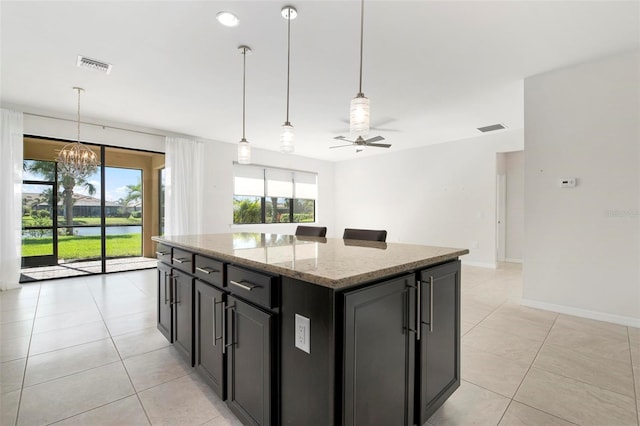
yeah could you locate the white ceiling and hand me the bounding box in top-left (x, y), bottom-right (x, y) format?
top-left (1, 1), bottom-right (638, 161)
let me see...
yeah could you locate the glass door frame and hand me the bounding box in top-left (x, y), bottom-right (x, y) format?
top-left (21, 177), bottom-right (59, 268)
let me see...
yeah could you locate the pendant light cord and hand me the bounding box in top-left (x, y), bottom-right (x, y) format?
top-left (76, 87), bottom-right (81, 143)
top-left (358, 0), bottom-right (364, 94)
top-left (242, 47), bottom-right (247, 140)
top-left (285, 8), bottom-right (292, 123)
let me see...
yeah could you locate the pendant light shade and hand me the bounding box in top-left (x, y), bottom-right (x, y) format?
top-left (280, 6), bottom-right (297, 153)
top-left (57, 87), bottom-right (100, 177)
top-left (280, 123), bottom-right (294, 153)
top-left (350, 0), bottom-right (371, 137)
top-left (350, 94), bottom-right (370, 136)
top-left (238, 138), bottom-right (251, 164)
top-left (237, 46), bottom-right (251, 165)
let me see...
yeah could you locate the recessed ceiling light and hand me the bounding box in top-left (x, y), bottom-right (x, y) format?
top-left (216, 11), bottom-right (239, 27)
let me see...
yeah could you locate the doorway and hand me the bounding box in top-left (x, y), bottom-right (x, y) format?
top-left (20, 136), bottom-right (164, 281)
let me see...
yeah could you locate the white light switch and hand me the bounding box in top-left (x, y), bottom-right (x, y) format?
top-left (295, 314), bottom-right (310, 354)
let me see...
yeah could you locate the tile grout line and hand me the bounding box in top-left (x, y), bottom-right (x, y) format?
top-left (628, 326), bottom-right (640, 426)
top-left (13, 283), bottom-right (42, 426)
top-left (495, 311), bottom-right (560, 425)
top-left (86, 276), bottom-right (155, 426)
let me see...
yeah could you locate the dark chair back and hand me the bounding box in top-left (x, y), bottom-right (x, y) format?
top-left (295, 225), bottom-right (327, 238)
top-left (342, 228), bottom-right (387, 242)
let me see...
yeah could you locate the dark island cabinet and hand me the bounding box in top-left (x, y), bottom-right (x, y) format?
top-left (157, 261), bottom-right (173, 342)
top-left (418, 260), bottom-right (461, 423)
top-left (172, 269), bottom-right (194, 365)
top-left (226, 294), bottom-right (274, 426)
top-left (343, 274), bottom-right (416, 426)
top-left (194, 279), bottom-right (226, 399)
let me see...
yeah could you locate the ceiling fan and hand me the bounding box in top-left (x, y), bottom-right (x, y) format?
top-left (330, 135), bottom-right (391, 152)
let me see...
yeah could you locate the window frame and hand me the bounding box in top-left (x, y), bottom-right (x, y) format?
top-left (233, 164), bottom-right (317, 225)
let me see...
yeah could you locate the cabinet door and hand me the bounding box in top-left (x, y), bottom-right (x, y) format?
top-left (343, 275), bottom-right (415, 426)
top-left (157, 262), bottom-right (173, 342)
top-left (173, 270), bottom-right (193, 365)
top-left (194, 280), bottom-right (225, 399)
top-left (419, 260), bottom-right (461, 424)
top-left (226, 295), bottom-right (273, 426)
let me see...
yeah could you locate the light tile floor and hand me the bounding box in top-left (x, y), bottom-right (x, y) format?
top-left (0, 263), bottom-right (638, 425)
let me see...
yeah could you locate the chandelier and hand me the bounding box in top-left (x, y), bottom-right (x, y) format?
top-left (57, 87), bottom-right (99, 177)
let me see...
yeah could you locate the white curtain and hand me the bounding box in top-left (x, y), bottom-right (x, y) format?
top-left (165, 137), bottom-right (204, 235)
top-left (0, 109), bottom-right (23, 291)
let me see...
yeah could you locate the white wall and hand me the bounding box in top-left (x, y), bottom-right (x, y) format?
top-left (22, 112), bottom-right (165, 152)
top-left (199, 140), bottom-right (335, 236)
top-left (524, 50), bottom-right (640, 326)
top-left (333, 129), bottom-right (524, 267)
top-left (505, 151), bottom-right (524, 261)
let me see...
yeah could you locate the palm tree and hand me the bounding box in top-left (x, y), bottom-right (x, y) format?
top-left (24, 160), bottom-right (97, 235)
top-left (123, 179), bottom-right (142, 212)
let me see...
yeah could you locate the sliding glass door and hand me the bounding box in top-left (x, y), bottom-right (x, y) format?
top-left (21, 137), bottom-right (164, 281)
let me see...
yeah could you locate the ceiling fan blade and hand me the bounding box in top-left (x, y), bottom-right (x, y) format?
top-left (334, 135), bottom-right (348, 141)
top-left (366, 143), bottom-right (392, 148)
top-left (330, 144), bottom-right (354, 149)
top-left (364, 135), bottom-right (385, 143)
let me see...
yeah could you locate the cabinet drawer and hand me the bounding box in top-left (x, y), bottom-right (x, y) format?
top-left (227, 265), bottom-right (278, 309)
top-left (194, 255), bottom-right (224, 287)
top-left (172, 248), bottom-right (193, 273)
top-left (156, 243), bottom-right (172, 264)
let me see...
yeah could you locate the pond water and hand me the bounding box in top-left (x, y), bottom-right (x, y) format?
top-left (72, 226), bottom-right (142, 236)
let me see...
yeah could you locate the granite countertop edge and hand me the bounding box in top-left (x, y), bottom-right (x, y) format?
top-left (152, 235), bottom-right (469, 290)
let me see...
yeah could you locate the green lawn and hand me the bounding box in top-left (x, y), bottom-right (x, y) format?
top-left (22, 234), bottom-right (141, 259)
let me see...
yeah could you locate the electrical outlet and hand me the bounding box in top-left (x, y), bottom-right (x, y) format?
top-left (295, 314), bottom-right (310, 354)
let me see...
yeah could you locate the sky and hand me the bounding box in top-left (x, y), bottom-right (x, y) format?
top-left (23, 162), bottom-right (142, 203)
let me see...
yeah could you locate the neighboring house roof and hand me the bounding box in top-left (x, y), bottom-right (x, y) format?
top-left (23, 192), bottom-right (121, 208)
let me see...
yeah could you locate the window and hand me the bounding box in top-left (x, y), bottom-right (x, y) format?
top-left (233, 165), bottom-right (317, 224)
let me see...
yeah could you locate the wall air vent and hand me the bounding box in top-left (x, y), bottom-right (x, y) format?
top-left (477, 123), bottom-right (506, 133)
top-left (76, 56), bottom-right (112, 74)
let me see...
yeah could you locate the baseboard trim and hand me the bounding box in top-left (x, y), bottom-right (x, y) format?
top-left (521, 298), bottom-right (640, 328)
top-left (505, 258), bottom-right (523, 264)
top-left (461, 260), bottom-right (497, 269)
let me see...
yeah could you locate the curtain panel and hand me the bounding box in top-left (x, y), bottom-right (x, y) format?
top-left (165, 137), bottom-right (204, 236)
top-left (0, 109), bottom-right (23, 291)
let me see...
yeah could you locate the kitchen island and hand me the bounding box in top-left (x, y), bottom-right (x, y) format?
top-left (152, 233), bottom-right (468, 426)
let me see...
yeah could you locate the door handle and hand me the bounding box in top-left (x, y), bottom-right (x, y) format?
top-left (171, 276), bottom-right (180, 305)
top-left (163, 272), bottom-right (170, 304)
top-left (416, 279), bottom-right (422, 341)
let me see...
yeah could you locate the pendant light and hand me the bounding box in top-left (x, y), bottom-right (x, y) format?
top-left (237, 46), bottom-right (252, 164)
top-left (350, 0), bottom-right (370, 137)
top-left (280, 6), bottom-right (297, 153)
top-left (57, 87), bottom-right (100, 177)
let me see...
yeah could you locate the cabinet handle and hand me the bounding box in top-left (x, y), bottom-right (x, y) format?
top-left (429, 276), bottom-right (434, 332)
top-left (230, 280), bottom-right (258, 291)
top-left (196, 266), bottom-right (219, 275)
top-left (225, 304), bottom-right (236, 350)
top-left (416, 280), bottom-right (422, 341)
top-left (172, 276), bottom-right (180, 305)
top-left (172, 257), bottom-right (190, 264)
top-left (156, 251), bottom-right (169, 256)
top-left (222, 301), bottom-right (227, 354)
top-left (213, 297), bottom-right (224, 347)
top-left (164, 272), bottom-right (171, 304)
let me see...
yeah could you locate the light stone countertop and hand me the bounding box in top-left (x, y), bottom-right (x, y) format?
top-left (152, 233), bottom-right (469, 290)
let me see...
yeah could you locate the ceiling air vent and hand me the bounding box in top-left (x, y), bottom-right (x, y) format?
top-left (76, 55), bottom-right (112, 74)
top-left (477, 123), bottom-right (506, 133)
